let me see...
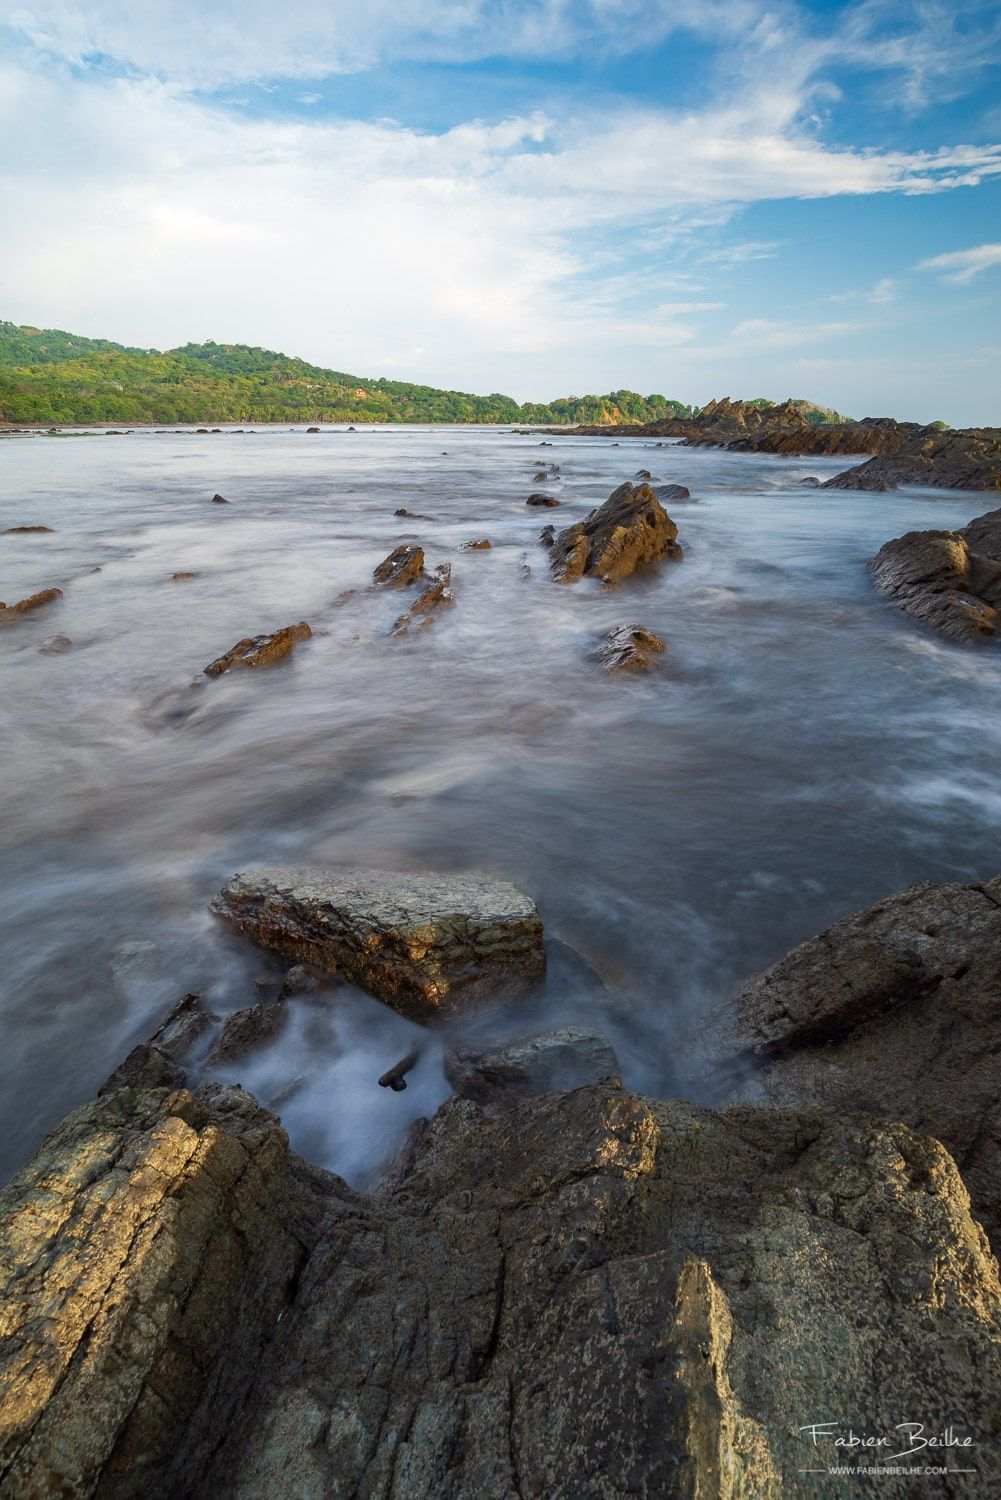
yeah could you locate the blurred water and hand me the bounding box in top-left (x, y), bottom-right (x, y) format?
top-left (2, 423), bottom-right (999, 1184)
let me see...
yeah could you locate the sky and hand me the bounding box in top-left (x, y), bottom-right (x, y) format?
top-left (1, 1), bottom-right (999, 422)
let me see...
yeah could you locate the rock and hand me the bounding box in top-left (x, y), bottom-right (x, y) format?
top-left (533, 470), bottom-right (547, 481)
top-left (0, 1079), bottom-right (338, 1499)
top-left (171, 570), bottom-right (200, 581)
top-left (279, 963), bottom-right (325, 998)
top-left (3, 1073), bottom-right (1001, 1496)
top-left (203, 623), bottom-right (312, 677)
top-left (306, 427), bottom-right (320, 434)
top-left (799, 476), bottom-right (821, 488)
top-left (0, 587), bottom-right (63, 623)
top-left (392, 565), bottom-right (455, 637)
top-left (210, 865), bottom-right (546, 1022)
top-left (526, 493), bottom-right (560, 507)
top-left (459, 538), bottom-right (492, 550)
top-left (211, 493), bottom-right (229, 503)
top-left (38, 634), bottom-right (72, 654)
top-left (634, 468), bottom-right (652, 479)
top-left (653, 483), bottom-right (691, 502)
top-left (869, 507), bottom-right (1001, 642)
top-left (100, 993), bottom-right (218, 1094)
top-left (444, 1025), bottom-right (620, 1105)
top-left (373, 543), bottom-right (425, 587)
top-left (686, 874), bottom-right (1001, 1252)
top-left (824, 426), bottom-right (1001, 492)
top-left (592, 622), bottom-right (666, 672)
top-left (538, 523), bottom-right (556, 547)
top-left (550, 482), bottom-right (682, 585)
top-left (3, 525), bottom-right (54, 534)
top-left (208, 1000), bottom-right (288, 1065)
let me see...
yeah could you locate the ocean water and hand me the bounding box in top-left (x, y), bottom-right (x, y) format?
top-left (2, 423), bottom-right (999, 1184)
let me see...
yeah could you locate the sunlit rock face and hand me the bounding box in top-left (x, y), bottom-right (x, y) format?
top-left (866, 507), bottom-right (1001, 643)
top-left (2, 1076), bottom-right (1000, 1498)
top-left (549, 481), bottom-right (682, 586)
top-left (210, 866), bottom-right (546, 1023)
top-left (686, 874), bottom-right (1001, 1254)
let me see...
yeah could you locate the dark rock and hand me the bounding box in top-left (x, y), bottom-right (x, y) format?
top-left (533, 470), bottom-right (547, 481)
top-left (170, 571), bottom-right (200, 581)
top-left (526, 493), bottom-right (560, 507)
top-left (550, 481), bottom-right (682, 585)
top-left (869, 506), bottom-right (1001, 642)
top-left (824, 427), bottom-right (1001, 492)
top-left (211, 493), bottom-right (229, 504)
top-left (0, 587), bottom-right (63, 623)
top-left (444, 1025), bottom-right (620, 1106)
top-left (686, 873), bottom-right (1001, 1252)
top-left (459, 538), bottom-right (492, 550)
top-left (634, 469), bottom-right (652, 480)
top-left (306, 427), bottom-right (320, 433)
top-left (652, 483), bottom-right (691, 502)
top-left (100, 993), bottom-right (218, 1094)
top-left (538, 523), bottom-right (556, 547)
top-left (373, 543), bottom-right (425, 587)
top-left (279, 963), bottom-right (325, 998)
top-left (592, 622), bottom-right (666, 672)
top-left (4, 525), bottom-right (54, 534)
top-left (38, 634), bottom-right (73, 655)
top-left (210, 865), bottom-right (546, 1022)
top-left (203, 623), bottom-right (312, 677)
top-left (208, 1000), bottom-right (288, 1065)
top-left (378, 1049), bottom-right (421, 1091)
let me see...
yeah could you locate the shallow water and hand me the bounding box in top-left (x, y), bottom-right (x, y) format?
top-left (2, 424), bottom-right (999, 1184)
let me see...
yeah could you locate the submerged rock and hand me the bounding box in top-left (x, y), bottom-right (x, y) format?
top-left (687, 874), bottom-right (1001, 1252)
top-left (444, 1025), bottom-right (620, 1105)
top-left (459, 538), bottom-right (492, 550)
top-left (38, 633), bottom-right (73, 655)
top-left (550, 481), bottom-right (682, 585)
top-left (869, 506), bottom-right (1001, 642)
top-left (3, 525), bottom-right (54, 534)
top-left (0, 587), bottom-right (63, 623)
top-left (4, 1077), bottom-right (998, 1497)
top-left (592, 622), bottom-right (666, 673)
top-left (373, 543), bottom-right (425, 587)
top-left (203, 622), bottom-right (312, 677)
top-left (211, 493), bottom-right (229, 504)
top-left (210, 865), bottom-right (546, 1022)
top-left (170, 570), bottom-right (200, 581)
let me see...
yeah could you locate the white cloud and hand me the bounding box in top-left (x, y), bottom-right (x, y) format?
top-left (916, 243), bottom-right (1001, 283)
top-left (730, 318), bottom-right (861, 348)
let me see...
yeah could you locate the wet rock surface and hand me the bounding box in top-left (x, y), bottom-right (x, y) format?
top-left (203, 622), bottom-right (312, 677)
top-left (3, 526), bottom-right (54, 534)
top-left (207, 999), bottom-right (289, 1065)
top-left (687, 874), bottom-right (1001, 1252)
top-left (824, 427), bottom-right (1001, 492)
top-left (373, 543), bottom-right (425, 587)
top-left (210, 865), bottom-right (546, 1022)
top-left (0, 587), bottom-right (63, 623)
top-left (392, 564), bottom-right (455, 636)
top-left (444, 1024), bottom-right (621, 1105)
top-left (869, 505), bottom-right (1001, 642)
top-left (526, 493), bottom-right (560, 507)
top-left (3, 1077), bottom-right (999, 1498)
top-left (592, 623), bottom-right (667, 673)
top-left (550, 481), bottom-right (682, 585)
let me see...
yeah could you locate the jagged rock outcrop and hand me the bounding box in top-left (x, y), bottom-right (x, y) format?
top-left (392, 564), bottom-right (455, 636)
top-left (686, 874), bottom-right (1001, 1252)
top-left (101, 993), bottom-right (217, 1094)
top-left (444, 1025), bottom-right (620, 1105)
top-left (210, 865), bottom-right (546, 1022)
top-left (592, 623), bottom-right (666, 672)
top-left (550, 482), bottom-right (682, 586)
top-left (869, 506), bottom-right (1001, 642)
top-left (0, 1076), bottom-right (340, 1500)
top-left (203, 622), bottom-right (312, 677)
top-left (3, 1077), bottom-right (999, 1498)
top-left (824, 427), bottom-right (1001, 492)
top-left (0, 588), bottom-right (63, 624)
top-left (374, 544), bottom-right (425, 587)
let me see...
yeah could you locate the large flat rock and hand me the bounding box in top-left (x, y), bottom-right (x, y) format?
top-left (211, 866), bottom-right (546, 1023)
top-left (686, 874), bottom-right (1001, 1252)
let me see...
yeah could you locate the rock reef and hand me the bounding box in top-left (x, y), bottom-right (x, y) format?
top-left (869, 505), bottom-right (1001, 642)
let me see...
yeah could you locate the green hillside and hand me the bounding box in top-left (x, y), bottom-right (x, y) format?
top-left (0, 322), bottom-right (693, 427)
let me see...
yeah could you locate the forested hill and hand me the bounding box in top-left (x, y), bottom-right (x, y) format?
top-left (0, 322), bottom-right (693, 426)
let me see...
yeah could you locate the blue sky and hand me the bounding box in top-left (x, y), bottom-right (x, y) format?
top-left (1, 0), bottom-right (999, 421)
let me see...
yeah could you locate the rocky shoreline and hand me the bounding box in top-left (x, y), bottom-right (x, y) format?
top-left (548, 397), bottom-right (1001, 492)
top-left (2, 865), bottom-right (1001, 1497)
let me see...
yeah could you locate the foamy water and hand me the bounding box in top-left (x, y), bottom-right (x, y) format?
top-left (2, 424), bottom-right (999, 1183)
